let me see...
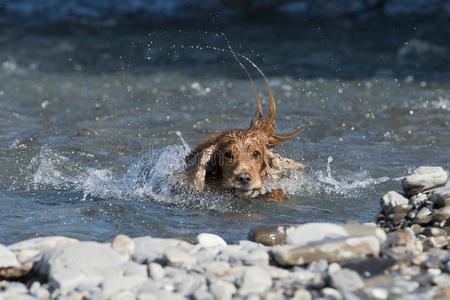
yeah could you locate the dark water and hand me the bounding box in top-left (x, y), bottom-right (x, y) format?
top-left (0, 13), bottom-right (449, 244)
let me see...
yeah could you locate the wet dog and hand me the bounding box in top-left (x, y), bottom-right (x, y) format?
top-left (184, 66), bottom-right (309, 201)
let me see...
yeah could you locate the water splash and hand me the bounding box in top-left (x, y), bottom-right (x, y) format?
top-left (26, 142), bottom-right (392, 211)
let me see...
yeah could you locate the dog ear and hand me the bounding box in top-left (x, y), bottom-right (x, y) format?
top-left (185, 132), bottom-right (223, 190)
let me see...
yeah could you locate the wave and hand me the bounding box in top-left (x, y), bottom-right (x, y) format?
top-left (25, 134), bottom-right (392, 211)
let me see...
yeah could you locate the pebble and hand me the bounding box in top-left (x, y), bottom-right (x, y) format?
top-left (402, 166), bottom-right (448, 196)
top-left (415, 207), bottom-right (432, 224)
top-left (164, 248), bottom-right (197, 266)
top-left (238, 267), bottom-right (272, 296)
top-left (148, 262), bottom-right (165, 280)
top-left (196, 233), bottom-right (227, 248)
top-left (248, 225), bottom-right (288, 246)
top-left (430, 184), bottom-right (450, 207)
top-left (274, 236), bottom-right (380, 266)
top-left (0, 244), bottom-right (20, 268)
top-left (380, 191), bottom-right (409, 211)
top-left (112, 234), bottom-right (135, 259)
top-left (209, 280), bottom-right (236, 300)
top-left (329, 268), bottom-right (364, 291)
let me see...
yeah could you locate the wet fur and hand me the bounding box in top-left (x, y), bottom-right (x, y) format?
top-left (184, 62), bottom-right (310, 200)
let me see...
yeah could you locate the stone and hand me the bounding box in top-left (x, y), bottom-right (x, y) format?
top-left (432, 273), bottom-right (450, 287)
top-left (392, 204), bottom-right (413, 214)
top-left (423, 227), bottom-right (447, 237)
top-left (241, 250), bottom-right (269, 266)
top-left (385, 280), bottom-right (419, 294)
top-left (382, 228), bottom-right (422, 255)
top-left (293, 288), bottom-right (312, 300)
top-left (30, 281), bottom-right (51, 299)
top-left (34, 241), bottom-right (127, 289)
top-left (321, 287), bottom-right (342, 299)
top-left (133, 237), bottom-right (193, 264)
top-left (422, 236), bottom-right (448, 250)
top-left (430, 183), bottom-right (450, 208)
top-left (409, 193), bottom-right (428, 207)
top-left (50, 269), bottom-right (88, 291)
top-left (402, 166), bottom-right (448, 196)
top-left (164, 248), bottom-right (196, 266)
top-left (285, 223), bottom-right (386, 246)
top-left (7, 236), bottom-right (78, 258)
top-left (415, 207), bottom-right (432, 225)
top-left (121, 261), bottom-right (148, 277)
top-left (380, 191), bottom-right (409, 211)
top-left (196, 233), bottom-right (227, 248)
top-left (192, 289), bottom-right (213, 300)
top-left (101, 275), bottom-right (146, 296)
top-left (112, 234), bottom-right (135, 259)
top-left (433, 206), bottom-right (450, 223)
top-left (341, 257), bottom-right (397, 278)
top-left (273, 236), bottom-right (380, 266)
top-left (329, 268), bottom-right (364, 291)
top-left (238, 267), bottom-right (272, 296)
top-left (0, 244), bottom-right (19, 268)
top-left (148, 262), bottom-right (165, 280)
top-left (248, 225), bottom-right (289, 246)
top-left (209, 280), bottom-right (236, 300)
top-left (364, 288), bottom-right (388, 300)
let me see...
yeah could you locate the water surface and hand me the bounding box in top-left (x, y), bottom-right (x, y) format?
top-left (0, 15), bottom-right (449, 244)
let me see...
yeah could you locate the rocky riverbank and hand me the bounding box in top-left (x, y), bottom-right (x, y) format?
top-left (1, 166), bottom-right (449, 300)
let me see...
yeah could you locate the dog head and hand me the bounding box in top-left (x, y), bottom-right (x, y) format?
top-left (186, 71), bottom-right (309, 195)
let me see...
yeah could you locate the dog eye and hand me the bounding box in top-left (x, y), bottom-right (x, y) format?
top-left (252, 150), bottom-right (260, 158)
top-left (224, 151), bottom-right (233, 159)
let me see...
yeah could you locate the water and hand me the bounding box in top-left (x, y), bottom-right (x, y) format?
top-left (0, 13), bottom-right (449, 244)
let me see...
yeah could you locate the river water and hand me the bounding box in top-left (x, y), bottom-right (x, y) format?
top-left (0, 13), bottom-right (449, 244)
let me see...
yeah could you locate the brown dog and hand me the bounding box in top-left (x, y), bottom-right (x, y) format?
top-left (184, 68), bottom-right (309, 199)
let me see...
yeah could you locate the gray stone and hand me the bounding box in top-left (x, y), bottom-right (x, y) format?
top-left (241, 250), bottom-right (269, 266)
top-left (50, 269), bottom-right (88, 291)
top-left (148, 262), bottom-right (165, 280)
top-left (329, 268), bottom-right (364, 291)
top-left (385, 280), bottom-right (419, 294)
top-left (238, 267), bottom-right (272, 296)
top-left (248, 225), bottom-right (289, 246)
top-left (164, 248), bottom-right (196, 266)
top-left (415, 207), bottom-right (433, 224)
top-left (0, 243), bottom-right (19, 268)
top-left (192, 289), bottom-right (213, 300)
top-left (380, 191), bottom-right (409, 211)
top-left (321, 287), bottom-right (342, 300)
top-left (433, 206), bottom-right (450, 223)
top-left (110, 290), bottom-right (136, 300)
top-left (101, 275), bottom-right (146, 296)
top-left (209, 280), bottom-right (236, 300)
top-left (422, 227), bottom-right (446, 237)
top-left (273, 236), bottom-right (380, 266)
top-left (121, 261), bottom-right (148, 277)
top-left (422, 236), bottom-right (447, 250)
top-left (364, 287), bottom-right (389, 299)
top-left (34, 241), bottom-right (127, 289)
top-left (402, 166), bottom-right (448, 196)
top-left (432, 273), bottom-right (450, 286)
top-left (308, 259), bottom-right (328, 273)
top-left (430, 184), bottom-right (450, 207)
top-left (133, 237), bottom-right (193, 264)
top-left (409, 193), bottom-right (428, 207)
top-left (7, 236), bottom-right (78, 260)
top-left (112, 234), bottom-right (135, 259)
top-left (286, 223), bottom-right (386, 246)
top-left (293, 288), bottom-right (312, 300)
top-left (196, 233), bottom-right (227, 248)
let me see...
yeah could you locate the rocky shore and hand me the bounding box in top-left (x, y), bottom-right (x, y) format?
top-left (1, 166), bottom-right (449, 300)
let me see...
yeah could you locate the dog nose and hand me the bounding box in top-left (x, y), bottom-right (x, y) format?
top-left (236, 172), bottom-right (252, 184)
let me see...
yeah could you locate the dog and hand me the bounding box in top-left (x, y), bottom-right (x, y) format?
top-left (183, 66), bottom-right (310, 201)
